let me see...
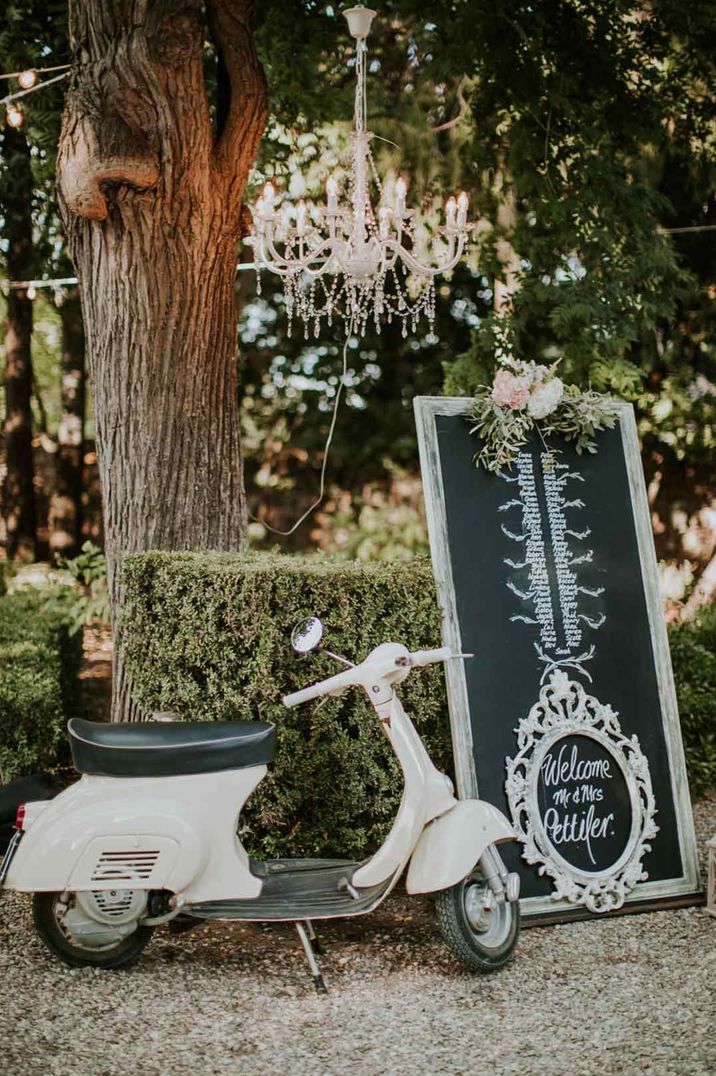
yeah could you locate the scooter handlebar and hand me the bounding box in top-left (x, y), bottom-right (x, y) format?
top-left (409, 646), bottom-right (454, 667)
top-left (282, 645), bottom-right (463, 708)
top-left (283, 665), bottom-right (358, 708)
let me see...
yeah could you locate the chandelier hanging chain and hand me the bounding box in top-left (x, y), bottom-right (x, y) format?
top-left (250, 6), bottom-right (473, 339)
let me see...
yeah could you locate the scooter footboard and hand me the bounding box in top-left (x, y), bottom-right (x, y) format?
top-left (405, 799), bottom-right (516, 895)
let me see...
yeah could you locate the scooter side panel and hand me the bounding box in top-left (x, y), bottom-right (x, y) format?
top-left (6, 788), bottom-right (206, 893)
top-left (5, 766), bottom-right (266, 900)
top-left (405, 798), bottom-right (516, 894)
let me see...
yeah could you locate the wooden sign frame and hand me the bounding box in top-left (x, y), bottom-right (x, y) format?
top-left (414, 395), bottom-right (701, 920)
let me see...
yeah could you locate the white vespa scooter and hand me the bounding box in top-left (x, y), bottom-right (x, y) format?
top-left (0, 618), bottom-right (520, 989)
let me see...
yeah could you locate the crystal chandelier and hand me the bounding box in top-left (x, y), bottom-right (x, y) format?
top-left (251, 6), bottom-right (472, 338)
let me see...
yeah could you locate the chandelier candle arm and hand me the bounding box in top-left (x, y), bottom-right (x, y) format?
top-left (250, 6), bottom-right (473, 337)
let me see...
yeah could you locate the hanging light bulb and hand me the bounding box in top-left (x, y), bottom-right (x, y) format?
top-left (6, 103), bottom-right (24, 129)
top-left (17, 69), bottom-right (38, 90)
top-left (26, 284), bottom-right (37, 300)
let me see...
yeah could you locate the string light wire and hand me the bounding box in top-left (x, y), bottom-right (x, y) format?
top-left (0, 63), bottom-right (70, 81)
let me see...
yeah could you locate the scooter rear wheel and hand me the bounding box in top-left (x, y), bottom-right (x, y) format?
top-left (32, 892), bottom-right (154, 969)
top-left (435, 870), bottom-right (520, 972)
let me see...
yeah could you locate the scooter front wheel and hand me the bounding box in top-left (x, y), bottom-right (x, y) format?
top-left (435, 869), bottom-right (520, 972)
top-left (32, 891), bottom-right (154, 969)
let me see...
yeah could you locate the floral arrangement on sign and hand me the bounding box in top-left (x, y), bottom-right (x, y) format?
top-left (469, 356), bottom-right (619, 473)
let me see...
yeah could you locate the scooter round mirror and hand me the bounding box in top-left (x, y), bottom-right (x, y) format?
top-left (291, 616), bottom-right (324, 654)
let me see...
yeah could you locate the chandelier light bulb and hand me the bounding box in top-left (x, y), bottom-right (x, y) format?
top-left (17, 69), bottom-right (38, 90)
top-left (26, 284), bottom-right (37, 300)
top-left (250, 7), bottom-right (473, 337)
top-left (6, 104), bottom-right (24, 128)
top-left (295, 200), bottom-right (307, 235)
top-left (395, 176), bottom-right (407, 217)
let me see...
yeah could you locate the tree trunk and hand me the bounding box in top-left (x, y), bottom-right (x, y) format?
top-left (56, 0), bottom-right (267, 719)
top-left (49, 290), bottom-right (86, 558)
top-left (1, 125), bottom-right (38, 563)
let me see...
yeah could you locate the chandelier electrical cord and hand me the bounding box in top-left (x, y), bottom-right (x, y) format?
top-left (250, 318), bottom-right (354, 537)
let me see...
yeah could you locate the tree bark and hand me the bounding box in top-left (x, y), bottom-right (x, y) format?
top-left (49, 291), bottom-right (86, 558)
top-left (1, 125), bottom-right (38, 563)
top-left (56, 0), bottom-right (267, 719)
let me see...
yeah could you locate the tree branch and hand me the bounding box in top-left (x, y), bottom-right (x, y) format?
top-left (206, 0), bottom-right (268, 208)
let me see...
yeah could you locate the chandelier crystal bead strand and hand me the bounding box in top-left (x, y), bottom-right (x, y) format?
top-left (251, 7), bottom-right (473, 338)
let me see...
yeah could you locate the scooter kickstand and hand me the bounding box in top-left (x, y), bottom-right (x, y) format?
top-left (305, 918), bottom-right (324, 955)
top-left (296, 920), bottom-right (328, 994)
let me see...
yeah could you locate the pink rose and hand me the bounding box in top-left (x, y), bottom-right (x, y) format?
top-left (491, 368), bottom-right (531, 410)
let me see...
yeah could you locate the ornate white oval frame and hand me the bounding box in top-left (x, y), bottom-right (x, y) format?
top-left (505, 670), bottom-right (659, 913)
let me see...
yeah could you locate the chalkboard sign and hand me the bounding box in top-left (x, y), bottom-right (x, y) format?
top-left (415, 396), bottom-right (701, 920)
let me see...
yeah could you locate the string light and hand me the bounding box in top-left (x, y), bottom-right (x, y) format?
top-left (17, 70), bottom-right (37, 90)
top-left (0, 264), bottom-right (259, 299)
top-left (0, 63), bottom-right (70, 82)
top-left (0, 276), bottom-right (77, 307)
top-left (5, 103), bottom-right (24, 129)
top-left (1, 68), bottom-right (70, 128)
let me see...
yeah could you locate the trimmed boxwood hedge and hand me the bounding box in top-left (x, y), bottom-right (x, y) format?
top-left (122, 551), bottom-right (716, 860)
top-left (0, 590), bottom-right (83, 782)
top-left (122, 552), bottom-right (450, 860)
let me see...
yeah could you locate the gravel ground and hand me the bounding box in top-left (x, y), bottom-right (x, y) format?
top-left (2, 795), bottom-right (714, 1076)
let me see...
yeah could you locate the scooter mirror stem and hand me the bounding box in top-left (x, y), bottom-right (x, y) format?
top-left (323, 650), bottom-right (355, 668)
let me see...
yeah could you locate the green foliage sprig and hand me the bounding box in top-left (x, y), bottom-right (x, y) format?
top-left (45, 541), bottom-right (110, 634)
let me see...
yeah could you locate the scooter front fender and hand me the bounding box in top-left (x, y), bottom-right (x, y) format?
top-left (405, 798), bottom-right (516, 895)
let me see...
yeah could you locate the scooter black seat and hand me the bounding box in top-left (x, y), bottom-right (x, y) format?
top-left (68, 718), bottom-right (277, 778)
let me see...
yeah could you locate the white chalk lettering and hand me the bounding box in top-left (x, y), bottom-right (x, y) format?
top-left (543, 805), bottom-right (616, 866)
top-left (542, 743), bottom-right (612, 788)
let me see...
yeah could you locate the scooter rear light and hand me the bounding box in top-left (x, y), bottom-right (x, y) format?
top-left (14, 804), bottom-right (26, 831)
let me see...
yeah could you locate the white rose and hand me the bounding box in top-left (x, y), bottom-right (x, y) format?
top-left (527, 377), bottom-right (564, 419)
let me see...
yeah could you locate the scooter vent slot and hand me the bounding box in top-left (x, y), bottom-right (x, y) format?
top-left (91, 850), bottom-right (160, 883)
top-left (92, 890), bottom-right (136, 917)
